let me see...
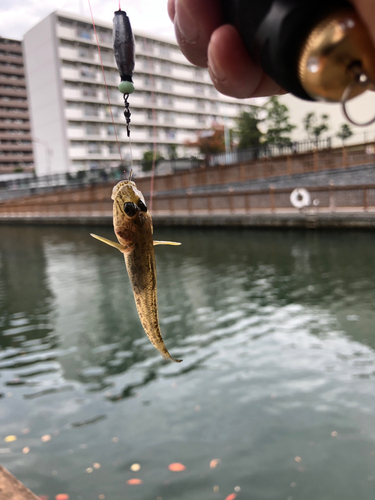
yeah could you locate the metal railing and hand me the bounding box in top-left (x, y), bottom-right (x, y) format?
top-left (2, 141), bottom-right (374, 201)
top-left (209, 137), bottom-right (332, 166)
top-left (133, 142), bottom-right (375, 195)
top-left (1, 184), bottom-right (374, 217)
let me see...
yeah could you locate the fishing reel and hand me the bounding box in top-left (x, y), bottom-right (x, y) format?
top-left (221, 0), bottom-right (375, 125)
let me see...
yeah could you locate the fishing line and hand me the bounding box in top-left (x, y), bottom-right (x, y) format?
top-left (147, 56), bottom-right (157, 213)
top-left (128, 133), bottom-right (134, 170)
top-left (87, 0), bottom-right (124, 164)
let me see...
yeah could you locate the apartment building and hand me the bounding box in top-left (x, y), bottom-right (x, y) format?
top-left (23, 10), bottom-right (257, 176)
top-left (0, 37), bottom-right (34, 175)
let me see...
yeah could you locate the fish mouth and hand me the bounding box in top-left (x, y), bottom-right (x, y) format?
top-left (112, 180), bottom-right (148, 215)
top-left (111, 180), bottom-right (136, 200)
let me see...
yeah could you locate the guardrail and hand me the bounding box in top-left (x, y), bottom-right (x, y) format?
top-left (134, 143), bottom-right (375, 194)
top-left (2, 142), bottom-right (375, 202)
top-left (1, 184), bottom-right (374, 217)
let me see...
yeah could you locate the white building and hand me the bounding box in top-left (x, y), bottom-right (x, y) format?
top-left (23, 10), bottom-right (257, 176)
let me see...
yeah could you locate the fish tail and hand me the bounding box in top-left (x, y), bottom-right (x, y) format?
top-left (161, 351), bottom-right (183, 363)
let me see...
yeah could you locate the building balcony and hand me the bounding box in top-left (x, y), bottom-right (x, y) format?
top-left (0, 144), bottom-right (33, 151)
top-left (0, 164), bottom-right (33, 173)
top-left (0, 122), bottom-right (31, 130)
top-left (0, 55), bottom-right (23, 65)
top-left (0, 88), bottom-right (27, 98)
top-left (0, 42), bottom-right (22, 54)
top-left (0, 76), bottom-right (26, 87)
top-left (0, 132), bottom-right (32, 140)
top-left (0, 66), bottom-right (25, 77)
top-left (0, 154), bottom-right (34, 162)
top-left (0, 111), bottom-right (29, 119)
top-left (0, 100), bottom-right (28, 109)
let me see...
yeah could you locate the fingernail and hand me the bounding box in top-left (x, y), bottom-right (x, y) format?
top-left (208, 51), bottom-right (226, 83)
top-left (175, 1), bottom-right (199, 43)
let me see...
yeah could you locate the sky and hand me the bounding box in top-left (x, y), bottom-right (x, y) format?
top-left (0, 0), bottom-right (175, 41)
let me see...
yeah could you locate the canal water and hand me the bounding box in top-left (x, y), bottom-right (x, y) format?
top-left (0, 224), bottom-right (375, 500)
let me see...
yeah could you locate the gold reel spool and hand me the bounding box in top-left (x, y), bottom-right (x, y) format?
top-left (298, 7), bottom-right (375, 126)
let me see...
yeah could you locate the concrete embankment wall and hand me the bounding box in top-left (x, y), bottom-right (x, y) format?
top-left (1, 212), bottom-right (375, 229)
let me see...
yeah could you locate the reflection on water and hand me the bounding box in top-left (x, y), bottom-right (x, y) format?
top-left (1, 225), bottom-right (375, 500)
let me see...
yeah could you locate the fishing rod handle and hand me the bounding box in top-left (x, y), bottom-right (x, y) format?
top-left (220, 0), bottom-right (375, 102)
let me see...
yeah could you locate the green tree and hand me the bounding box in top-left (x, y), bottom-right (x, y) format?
top-left (303, 112), bottom-right (330, 142)
top-left (234, 109), bottom-right (263, 149)
top-left (336, 123), bottom-right (353, 145)
top-left (263, 96), bottom-right (296, 145)
top-left (141, 150), bottom-right (163, 172)
top-left (168, 144), bottom-right (178, 160)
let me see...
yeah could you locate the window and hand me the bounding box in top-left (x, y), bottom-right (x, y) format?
top-left (162, 95), bottom-right (173, 107)
top-left (88, 142), bottom-right (101, 154)
top-left (143, 59), bottom-right (154, 71)
top-left (77, 29), bottom-right (92, 40)
top-left (104, 72), bottom-right (117, 84)
top-left (160, 62), bottom-right (171, 75)
top-left (86, 125), bottom-right (100, 135)
top-left (195, 84), bottom-right (204, 95)
top-left (163, 80), bottom-right (173, 92)
top-left (98, 32), bottom-right (112, 45)
top-left (159, 45), bottom-right (170, 58)
top-left (84, 105), bottom-right (98, 117)
top-left (107, 125), bottom-right (116, 136)
top-left (147, 110), bottom-right (157, 121)
top-left (81, 66), bottom-right (96, 79)
top-left (82, 86), bottom-right (97, 98)
top-left (101, 51), bottom-right (113, 63)
top-left (143, 40), bottom-right (154, 53)
top-left (194, 67), bottom-right (204, 79)
top-left (78, 48), bottom-right (93, 59)
top-left (164, 112), bottom-right (174, 124)
top-left (165, 128), bottom-right (176, 139)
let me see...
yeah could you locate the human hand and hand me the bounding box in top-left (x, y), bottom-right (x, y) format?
top-left (168, 0), bottom-right (375, 100)
top-left (167, 0), bottom-right (284, 99)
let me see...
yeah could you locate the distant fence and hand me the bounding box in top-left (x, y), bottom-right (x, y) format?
top-left (209, 138), bottom-right (332, 166)
top-left (1, 141), bottom-right (374, 202)
top-left (0, 169), bottom-right (124, 201)
top-left (133, 143), bottom-right (375, 195)
top-left (0, 183), bottom-right (374, 217)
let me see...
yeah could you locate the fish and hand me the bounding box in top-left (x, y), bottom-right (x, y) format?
top-left (91, 180), bottom-right (182, 363)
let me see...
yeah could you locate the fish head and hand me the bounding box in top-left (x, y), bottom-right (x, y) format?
top-left (111, 180), bottom-right (151, 247)
top-left (111, 180), bottom-right (148, 218)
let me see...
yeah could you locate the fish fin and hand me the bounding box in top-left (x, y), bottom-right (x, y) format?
top-left (153, 241), bottom-right (181, 246)
top-left (162, 352), bottom-right (183, 363)
top-left (90, 233), bottom-right (127, 252)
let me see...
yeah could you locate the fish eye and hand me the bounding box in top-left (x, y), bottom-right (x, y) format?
top-left (138, 199), bottom-right (147, 212)
top-left (124, 202), bottom-right (138, 217)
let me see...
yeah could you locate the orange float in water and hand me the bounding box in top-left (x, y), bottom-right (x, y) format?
top-left (127, 478), bottom-right (143, 485)
top-left (55, 495), bottom-right (70, 500)
top-left (168, 463), bottom-right (186, 472)
top-left (225, 494), bottom-right (237, 500)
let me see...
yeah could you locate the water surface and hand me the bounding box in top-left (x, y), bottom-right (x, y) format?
top-left (0, 225), bottom-right (375, 500)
